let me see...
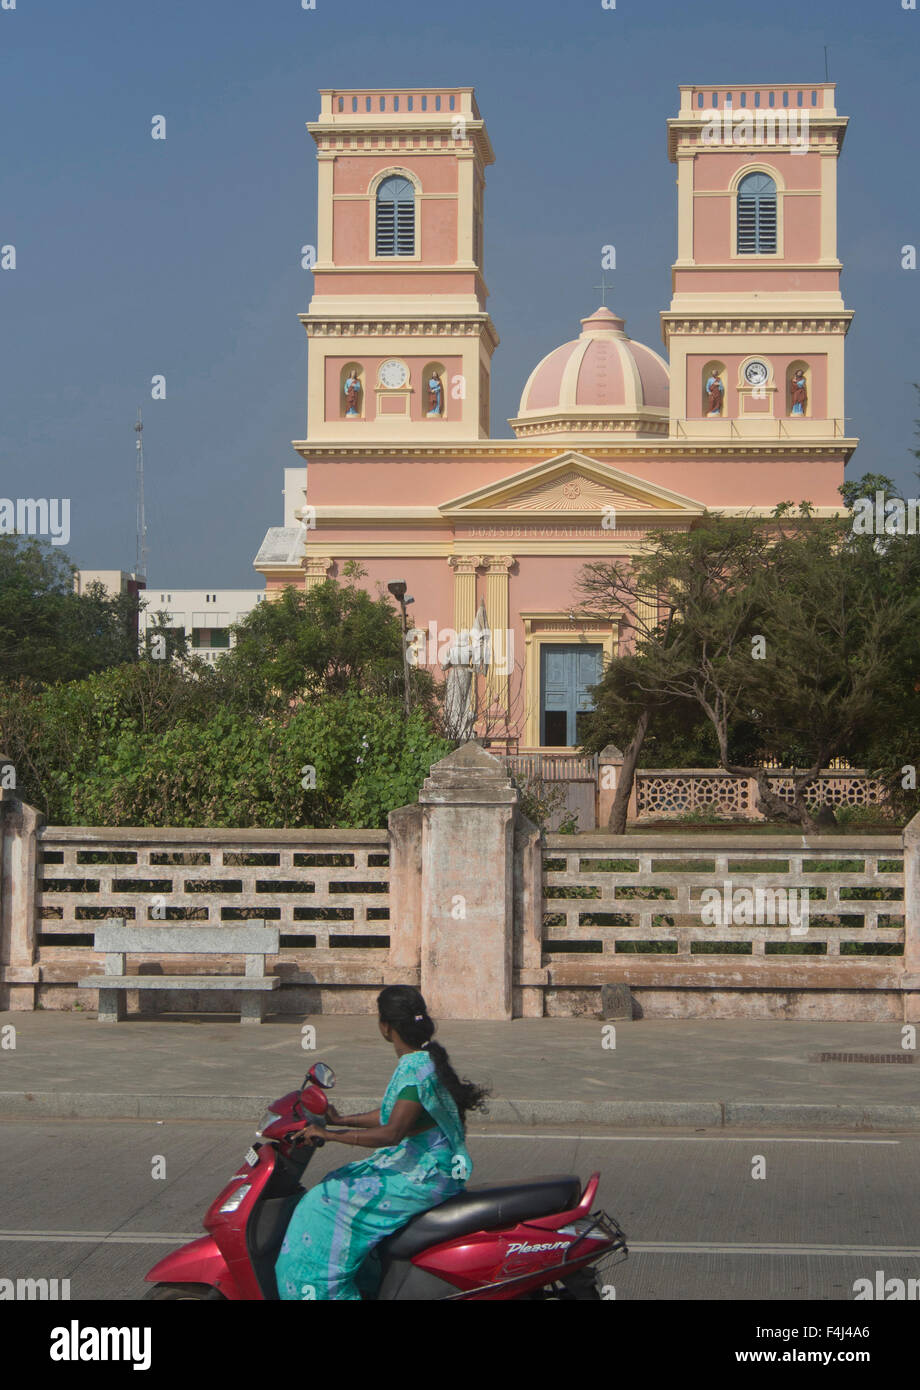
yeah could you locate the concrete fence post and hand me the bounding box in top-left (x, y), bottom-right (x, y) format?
top-left (416, 743), bottom-right (519, 1020)
top-left (0, 793), bottom-right (43, 1011)
top-left (513, 810), bottom-right (544, 1017)
top-left (902, 811), bottom-right (920, 1021)
top-left (597, 744), bottom-right (623, 828)
top-left (386, 802), bottom-right (423, 985)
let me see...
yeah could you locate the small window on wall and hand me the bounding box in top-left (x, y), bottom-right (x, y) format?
top-left (341, 363), bottom-right (364, 419)
top-left (702, 361), bottom-right (726, 417)
top-left (787, 361), bottom-right (810, 417)
top-left (422, 362), bottom-right (446, 418)
top-left (737, 172), bottom-right (777, 254)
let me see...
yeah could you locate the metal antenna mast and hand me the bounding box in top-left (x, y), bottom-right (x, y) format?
top-left (134, 407), bottom-right (149, 580)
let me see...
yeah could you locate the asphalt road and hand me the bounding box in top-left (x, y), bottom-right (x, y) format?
top-left (2, 1119), bottom-right (919, 1301)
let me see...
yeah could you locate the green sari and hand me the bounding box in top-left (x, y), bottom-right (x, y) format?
top-left (275, 1048), bottom-right (472, 1300)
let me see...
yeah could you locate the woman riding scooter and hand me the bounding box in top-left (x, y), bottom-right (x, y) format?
top-left (275, 984), bottom-right (489, 1300)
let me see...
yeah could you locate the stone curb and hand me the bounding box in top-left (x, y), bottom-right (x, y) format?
top-left (2, 1092), bottom-right (920, 1130)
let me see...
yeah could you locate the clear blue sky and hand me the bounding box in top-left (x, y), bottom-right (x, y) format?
top-left (1, 0), bottom-right (918, 586)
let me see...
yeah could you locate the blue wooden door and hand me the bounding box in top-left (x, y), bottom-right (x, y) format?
top-left (540, 644), bottom-right (603, 746)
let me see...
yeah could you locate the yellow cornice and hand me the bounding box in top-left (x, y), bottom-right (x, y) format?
top-left (292, 438), bottom-right (858, 461)
top-left (693, 188), bottom-right (822, 198)
top-left (305, 502), bottom-right (846, 528)
top-left (291, 512), bottom-right (848, 561)
top-left (667, 114), bottom-right (848, 161)
top-left (313, 508), bottom-right (442, 522)
top-left (311, 507), bottom-right (699, 525)
top-left (306, 264), bottom-right (484, 275)
top-left (306, 113), bottom-right (494, 166)
top-left (665, 267), bottom-right (847, 276)
top-left (448, 508), bottom-right (699, 523)
top-left (660, 310), bottom-right (854, 344)
top-left (300, 311), bottom-right (499, 351)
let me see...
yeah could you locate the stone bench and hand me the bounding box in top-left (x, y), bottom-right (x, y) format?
top-left (78, 922), bottom-right (281, 1024)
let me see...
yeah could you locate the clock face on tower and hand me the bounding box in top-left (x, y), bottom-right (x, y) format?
top-left (378, 359), bottom-right (409, 389)
top-left (743, 359), bottom-right (769, 387)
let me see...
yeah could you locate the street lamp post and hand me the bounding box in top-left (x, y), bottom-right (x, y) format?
top-left (387, 580), bottom-right (414, 717)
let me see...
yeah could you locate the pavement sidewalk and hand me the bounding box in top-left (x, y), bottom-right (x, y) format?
top-left (1, 1012), bottom-right (918, 1129)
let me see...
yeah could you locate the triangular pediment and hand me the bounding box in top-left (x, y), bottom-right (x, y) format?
top-left (441, 452), bottom-right (704, 517)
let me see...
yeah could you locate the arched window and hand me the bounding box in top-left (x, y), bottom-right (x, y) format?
top-left (375, 175), bottom-right (415, 256)
top-left (737, 172), bottom-right (777, 254)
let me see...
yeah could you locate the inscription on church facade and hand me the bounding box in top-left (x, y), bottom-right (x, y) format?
top-left (461, 525), bottom-right (650, 539)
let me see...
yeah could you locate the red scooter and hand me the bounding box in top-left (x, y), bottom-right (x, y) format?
top-left (145, 1062), bottom-right (627, 1301)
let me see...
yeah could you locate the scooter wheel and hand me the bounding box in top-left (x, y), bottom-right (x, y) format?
top-left (557, 1267), bottom-right (602, 1300)
top-left (515, 1268), bottom-right (602, 1300)
top-left (144, 1283), bottom-right (225, 1301)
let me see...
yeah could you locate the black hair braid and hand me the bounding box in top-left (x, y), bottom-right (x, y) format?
top-left (376, 985), bottom-right (489, 1127)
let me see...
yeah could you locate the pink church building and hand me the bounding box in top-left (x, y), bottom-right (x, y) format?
top-left (254, 83), bottom-right (856, 752)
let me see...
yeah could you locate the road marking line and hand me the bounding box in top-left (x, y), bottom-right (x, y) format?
top-left (468, 1134), bottom-right (901, 1144)
top-left (2, 1232), bottom-right (919, 1258)
top-left (631, 1242), bottom-right (920, 1257)
top-left (0, 1231), bottom-right (196, 1245)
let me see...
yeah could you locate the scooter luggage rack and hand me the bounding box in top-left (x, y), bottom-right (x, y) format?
top-left (439, 1209), bottom-right (628, 1301)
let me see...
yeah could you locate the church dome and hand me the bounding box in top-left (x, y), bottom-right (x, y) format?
top-left (510, 306), bottom-right (670, 439)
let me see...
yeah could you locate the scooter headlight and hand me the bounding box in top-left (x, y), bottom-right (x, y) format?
top-left (256, 1109), bottom-right (280, 1135)
top-left (218, 1183), bottom-right (252, 1214)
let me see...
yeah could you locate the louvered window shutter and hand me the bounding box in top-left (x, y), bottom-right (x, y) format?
top-left (376, 201), bottom-right (396, 256)
top-left (375, 176), bottom-right (415, 257)
top-left (395, 200), bottom-right (414, 255)
top-left (736, 173), bottom-right (777, 254)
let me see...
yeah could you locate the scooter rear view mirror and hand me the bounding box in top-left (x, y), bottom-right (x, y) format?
top-left (307, 1062), bottom-right (336, 1090)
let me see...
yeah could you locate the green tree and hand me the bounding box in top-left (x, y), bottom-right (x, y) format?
top-left (0, 567), bottom-right (452, 826)
top-left (576, 513), bottom-right (771, 829)
top-left (0, 535), bottom-right (140, 683)
top-left (57, 691), bottom-right (449, 829)
top-left (838, 472), bottom-right (920, 820)
top-left (218, 576), bottom-right (430, 714)
top-left (578, 506), bottom-right (920, 831)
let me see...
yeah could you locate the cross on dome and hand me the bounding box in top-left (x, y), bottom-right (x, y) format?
top-left (593, 272), bottom-right (614, 305)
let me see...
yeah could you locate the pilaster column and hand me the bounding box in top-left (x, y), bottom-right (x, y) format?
top-left (456, 149), bottom-right (475, 263)
top-left (303, 555), bottom-right (333, 592)
top-left (447, 555), bottom-right (483, 635)
top-left (483, 554), bottom-right (514, 727)
top-left (819, 150), bottom-right (838, 263)
top-left (675, 149), bottom-right (695, 263)
top-left (316, 153), bottom-right (336, 266)
top-left (634, 589), bottom-right (660, 635)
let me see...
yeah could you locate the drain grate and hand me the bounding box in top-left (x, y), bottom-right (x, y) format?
top-left (812, 1052), bottom-right (915, 1064)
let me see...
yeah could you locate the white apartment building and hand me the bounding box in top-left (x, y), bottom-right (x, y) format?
top-left (140, 588), bottom-right (266, 664)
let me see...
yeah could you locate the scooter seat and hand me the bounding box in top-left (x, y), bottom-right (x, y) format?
top-left (379, 1174), bottom-right (582, 1261)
